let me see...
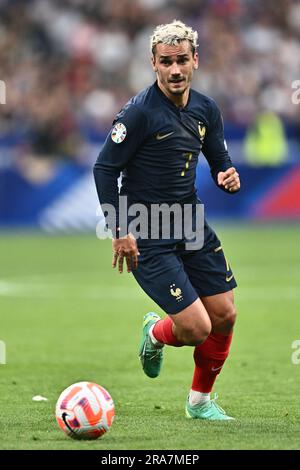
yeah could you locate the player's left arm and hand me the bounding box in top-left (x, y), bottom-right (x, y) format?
top-left (201, 100), bottom-right (241, 194)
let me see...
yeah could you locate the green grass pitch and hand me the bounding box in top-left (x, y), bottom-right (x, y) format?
top-left (0, 224), bottom-right (300, 450)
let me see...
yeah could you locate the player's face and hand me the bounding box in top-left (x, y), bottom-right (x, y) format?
top-left (152, 41), bottom-right (198, 105)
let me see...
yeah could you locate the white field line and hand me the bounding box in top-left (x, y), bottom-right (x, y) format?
top-left (0, 279), bottom-right (137, 299)
top-left (3, 263), bottom-right (300, 281)
top-left (1, 271), bottom-right (103, 283)
top-left (0, 279), bottom-right (300, 301)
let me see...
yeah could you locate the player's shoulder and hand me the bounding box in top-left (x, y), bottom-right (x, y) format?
top-left (190, 89), bottom-right (220, 113)
top-left (114, 84), bottom-right (156, 122)
top-left (131, 83), bottom-right (157, 108)
top-left (190, 89), bottom-right (222, 128)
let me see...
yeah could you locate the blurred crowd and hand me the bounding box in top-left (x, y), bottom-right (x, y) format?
top-left (0, 0), bottom-right (300, 160)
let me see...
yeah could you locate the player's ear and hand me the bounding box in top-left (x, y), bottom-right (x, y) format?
top-left (193, 52), bottom-right (199, 70)
top-left (151, 56), bottom-right (158, 72)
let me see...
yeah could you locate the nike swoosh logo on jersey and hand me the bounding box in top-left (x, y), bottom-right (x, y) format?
top-left (156, 132), bottom-right (174, 140)
top-left (211, 366), bottom-right (223, 372)
top-left (226, 274), bottom-right (234, 282)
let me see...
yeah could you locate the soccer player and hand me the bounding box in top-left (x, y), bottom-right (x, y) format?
top-left (94, 20), bottom-right (240, 420)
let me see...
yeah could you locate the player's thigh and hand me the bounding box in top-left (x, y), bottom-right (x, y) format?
top-left (132, 247), bottom-right (199, 315)
top-left (181, 229), bottom-right (237, 298)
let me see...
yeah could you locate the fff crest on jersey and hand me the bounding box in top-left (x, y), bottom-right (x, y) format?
top-left (198, 122), bottom-right (206, 143)
top-left (111, 123), bottom-right (127, 144)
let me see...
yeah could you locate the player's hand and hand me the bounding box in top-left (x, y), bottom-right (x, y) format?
top-left (217, 167), bottom-right (240, 192)
top-left (112, 233), bottom-right (140, 273)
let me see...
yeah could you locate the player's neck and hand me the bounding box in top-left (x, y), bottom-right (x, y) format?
top-left (157, 82), bottom-right (190, 108)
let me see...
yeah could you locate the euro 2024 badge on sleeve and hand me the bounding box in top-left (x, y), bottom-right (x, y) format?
top-left (111, 123), bottom-right (127, 144)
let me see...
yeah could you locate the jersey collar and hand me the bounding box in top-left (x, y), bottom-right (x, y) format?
top-left (154, 81), bottom-right (192, 111)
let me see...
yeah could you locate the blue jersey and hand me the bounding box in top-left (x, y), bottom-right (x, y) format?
top-left (94, 81), bottom-right (233, 230)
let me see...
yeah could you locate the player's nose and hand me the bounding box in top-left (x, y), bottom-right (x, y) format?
top-left (170, 61), bottom-right (181, 76)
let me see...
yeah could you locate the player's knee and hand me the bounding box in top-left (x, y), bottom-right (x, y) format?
top-left (172, 299), bottom-right (212, 345)
top-left (219, 302), bottom-right (237, 333)
top-left (194, 322), bottom-right (211, 344)
top-left (225, 303), bottom-right (237, 328)
top-left (182, 319), bottom-right (211, 345)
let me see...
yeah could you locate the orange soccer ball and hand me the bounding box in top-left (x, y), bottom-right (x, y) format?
top-left (55, 381), bottom-right (115, 440)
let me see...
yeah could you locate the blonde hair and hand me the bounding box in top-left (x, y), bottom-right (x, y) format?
top-left (150, 20), bottom-right (198, 55)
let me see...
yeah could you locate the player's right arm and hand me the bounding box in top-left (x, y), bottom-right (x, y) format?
top-left (93, 103), bottom-right (148, 219)
top-left (201, 99), bottom-right (240, 194)
top-left (93, 103), bottom-right (147, 272)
